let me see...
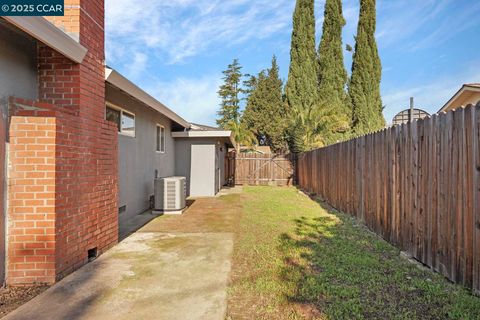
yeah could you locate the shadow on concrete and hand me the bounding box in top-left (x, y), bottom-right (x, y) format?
top-left (118, 200), bottom-right (197, 241)
top-left (6, 258), bottom-right (109, 320)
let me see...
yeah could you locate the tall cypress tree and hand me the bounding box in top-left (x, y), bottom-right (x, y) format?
top-left (285, 0), bottom-right (318, 153)
top-left (349, 0), bottom-right (385, 135)
top-left (243, 56), bottom-right (287, 152)
top-left (217, 59), bottom-right (243, 129)
top-left (317, 0), bottom-right (350, 143)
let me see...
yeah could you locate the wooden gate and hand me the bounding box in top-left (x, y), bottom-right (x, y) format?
top-left (234, 153), bottom-right (296, 186)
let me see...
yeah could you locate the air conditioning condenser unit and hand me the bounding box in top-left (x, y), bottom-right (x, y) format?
top-left (154, 176), bottom-right (186, 214)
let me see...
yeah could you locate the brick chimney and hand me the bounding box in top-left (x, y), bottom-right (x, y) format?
top-left (7, 0), bottom-right (118, 285)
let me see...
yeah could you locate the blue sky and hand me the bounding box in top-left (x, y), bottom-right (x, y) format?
top-left (105, 0), bottom-right (480, 126)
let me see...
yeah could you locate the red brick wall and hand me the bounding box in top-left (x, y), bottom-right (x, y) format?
top-left (7, 107), bottom-right (57, 285)
top-left (54, 104), bottom-right (118, 279)
top-left (7, 97), bottom-right (118, 285)
top-left (6, 0), bottom-right (118, 285)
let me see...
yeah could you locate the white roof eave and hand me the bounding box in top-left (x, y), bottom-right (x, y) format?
top-left (171, 130), bottom-right (236, 148)
top-left (105, 67), bottom-right (191, 129)
top-left (3, 16), bottom-right (87, 63)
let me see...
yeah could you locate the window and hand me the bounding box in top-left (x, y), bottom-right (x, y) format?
top-left (121, 111), bottom-right (135, 136)
top-left (156, 125), bottom-right (166, 153)
top-left (106, 107), bottom-right (120, 132)
top-left (105, 104), bottom-right (135, 137)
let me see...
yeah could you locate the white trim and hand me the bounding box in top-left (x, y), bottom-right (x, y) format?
top-left (105, 68), bottom-right (190, 129)
top-left (171, 130), bottom-right (236, 148)
top-left (156, 124), bottom-right (166, 153)
top-left (105, 102), bottom-right (136, 137)
top-left (439, 85), bottom-right (480, 112)
top-left (171, 131), bottom-right (232, 138)
top-left (2, 16), bottom-right (87, 63)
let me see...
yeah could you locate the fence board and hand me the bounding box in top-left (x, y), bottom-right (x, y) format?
top-left (297, 105), bottom-right (480, 294)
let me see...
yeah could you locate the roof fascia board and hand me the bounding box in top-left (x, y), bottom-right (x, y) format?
top-left (172, 131), bottom-right (236, 148)
top-left (3, 16), bottom-right (87, 63)
top-left (171, 131), bottom-right (232, 138)
top-left (105, 68), bottom-right (190, 129)
top-left (439, 85), bottom-right (480, 112)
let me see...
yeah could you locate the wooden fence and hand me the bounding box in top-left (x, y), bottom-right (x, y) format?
top-left (297, 105), bottom-right (480, 294)
top-left (234, 153), bottom-right (296, 186)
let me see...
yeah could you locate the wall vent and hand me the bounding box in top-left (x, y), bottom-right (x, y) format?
top-left (88, 248), bottom-right (98, 262)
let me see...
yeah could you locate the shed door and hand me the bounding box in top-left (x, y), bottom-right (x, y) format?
top-left (190, 144), bottom-right (216, 197)
top-left (0, 104), bottom-right (6, 283)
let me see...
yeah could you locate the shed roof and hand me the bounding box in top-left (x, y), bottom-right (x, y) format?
top-left (171, 130), bottom-right (236, 148)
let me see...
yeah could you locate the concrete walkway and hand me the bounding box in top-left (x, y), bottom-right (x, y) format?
top-left (5, 190), bottom-right (243, 320)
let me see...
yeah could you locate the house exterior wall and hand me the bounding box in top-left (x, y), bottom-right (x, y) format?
top-left (174, 138), bottom-right (193, 194)
top-left (174, 138), bottom-right (228, 197)
top-left (106, 85), bottom-right (175, 225)
top-left (7, 110), bottom-right (57, 284)
top-left (0, 23), bottom-right (37, 101)
top-left (6, 0), bottom-right (119, 285)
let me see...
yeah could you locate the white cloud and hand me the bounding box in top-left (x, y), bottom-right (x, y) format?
top-left (106, 0), bottom-right (295, 65)
top-left (125, 52), bottom-right (148, 79)
top-left (145, 75), bottom-right (223, 126)
top-left (375, 0), bottom-right (480, 51)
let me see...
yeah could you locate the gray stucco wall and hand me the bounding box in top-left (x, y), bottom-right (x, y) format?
top-left (174, 138), bottom-right (194, 194)
top-left (174, 137), bottom-right (229, 197)
top-left (106, 85), bottom-right (176, 225)
top-left (0, 22), bottom-right (37, 100)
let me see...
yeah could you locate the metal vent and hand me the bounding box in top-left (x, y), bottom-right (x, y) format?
top-left (118, 205), bottom-right (126, 215)
top-left (165, 181), bottom-right (176, 209)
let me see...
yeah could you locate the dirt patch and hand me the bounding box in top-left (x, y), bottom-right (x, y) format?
top-left (139, 194), bottom-right (243, 234)
top-left (0, 285), bottom-right (49, 317)
top-left (292, 302), bottom-right (326, 320)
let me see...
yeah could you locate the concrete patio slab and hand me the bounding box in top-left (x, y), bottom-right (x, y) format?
top-left (4, 194), bottom-right (242, 320)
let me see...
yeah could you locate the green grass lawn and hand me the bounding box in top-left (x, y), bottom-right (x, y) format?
top-left (226, 186), bottom-right (480, 320)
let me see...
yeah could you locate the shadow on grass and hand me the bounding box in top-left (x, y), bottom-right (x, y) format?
top-left (277, 198), bottom-right (480, 320)
top-left (278, 214), bottom-right (340, 319)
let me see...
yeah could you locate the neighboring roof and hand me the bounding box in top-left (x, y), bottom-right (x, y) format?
top-left (439, 83), bottom-right (480, 112)
top-left (105, 67), bottom-right (190, 129)
top-left (392, 108), bottom-right (430, 126)
top-left (2, 17), bottom-right (87, 63)
top-left (190, 123), bottom-right (223, 131)
top-left (171, 130), bottom-right (236, 148)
